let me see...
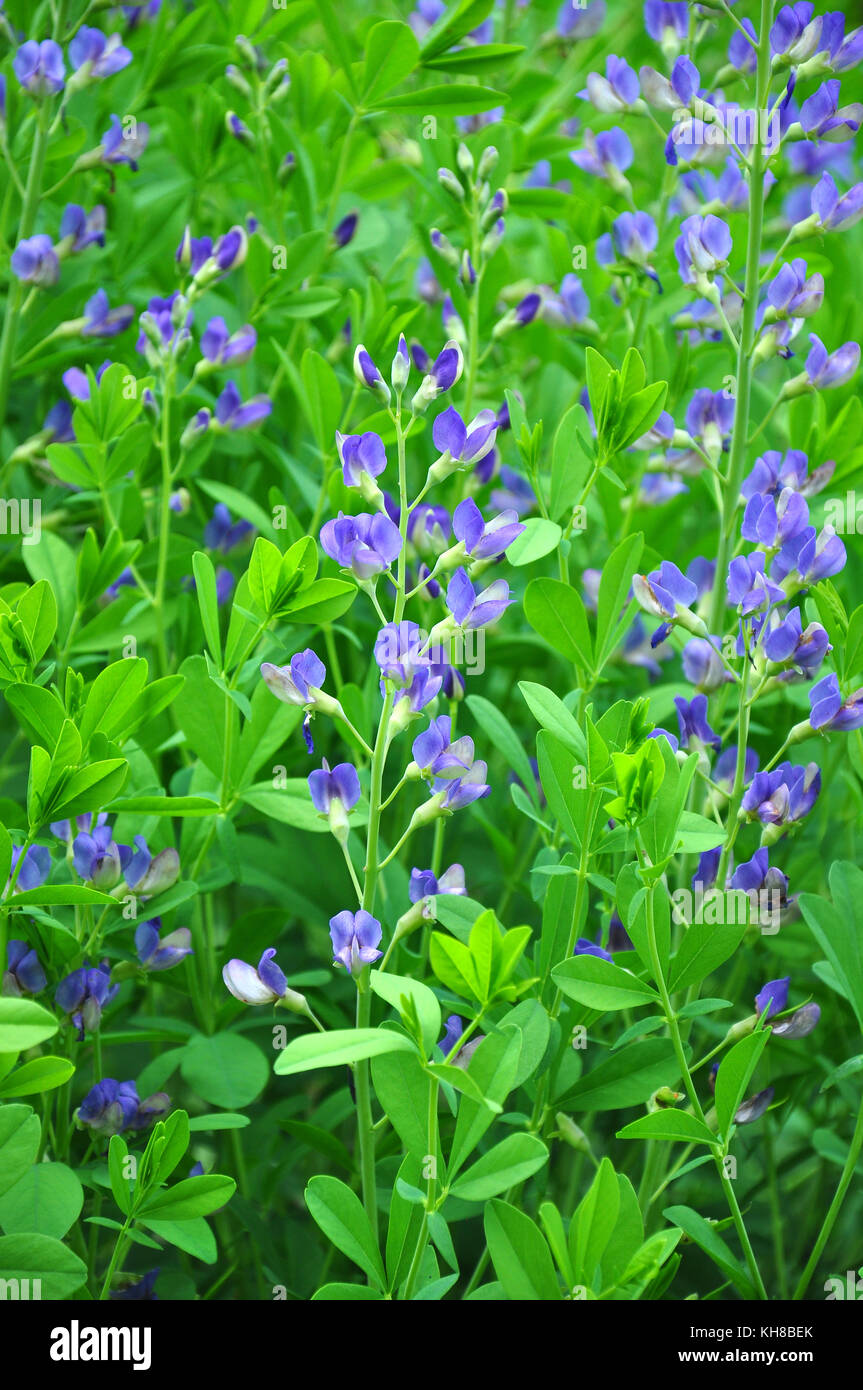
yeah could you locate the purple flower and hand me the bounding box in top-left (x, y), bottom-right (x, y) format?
top-left (597, 211), bottom-right (660, 285)
top-left (337, 431), bottom-right (387, 489)
top-left (412, 340), bottom-right (464, 411)
top-left (135, 919), bottom-right (193, 972)
top-left (581, 55), bottom-right (640, 112)
top-left (77, 1079), bottom-right (163, 1136)
top-left (123, 835), bottom-right (180, 897)
top-left (10, 235), bottom-right (59, 286)
top-left (8, 844), bottom-right (51, 893)
top-left (675, 694), bottom-right (721, 751)
top-left (809, 673), bottom-right (863, 731)
top-left (755, 976), bottom-right (790, 1019)
top-left (69, 27), bottom-right (132, 78)
top-left (728, 18), bottom-right (758, 72)
top-left (110, 1270), bottom-right (160, 1301)
top-left (727, 553), bottom-right (785, 616)
top-left (137, 292), bottom-right (192, 356)
top-left (773, 523), bottom-right (846, 587)
top-left (374, 621), bottom-right (430, 685)
top-left (200, 316), bottom-right (256, 366)
top-left (3, 941), bottom-right (47, 996)
top-left (766, 260), bottom-right (823, 320)
top-left (734, 1087), bottom-right (774, 1125)
top-left (730, 849), bottom-right (789, 908)
top-left (558, 0), bottom-right (606, 40)
top-left (741, 489), bottom-right (810, 548)
top-left (675, 214), bottom-right (732, 287)
top-left (412, 716), bottom-right (476, 779)
top-left (639, 54), bottom-right (700, 110)
top-left (644, 1), bottom-right (688, 46)
top-left (82, 289), bottom-right (134, 338)
top-left (261, 649), bottom-right (326, 712)
top-left (811, 171), bottom-right (863, 230)
top-left (452, 498), bottom-right (524, 559)
top-left (409, 864), bottom-right (466, 903)
top-left (58, 204), bottom-right (106, 253)
top-left (438, 762), bottom-right (490, 810)
top-left (353, 345), bottom-right (387, 398)
top-left (574, 938), bottom-right (613, 962)
top-left (321, 511), bottom-right (401, 579)
top-left (329, 910), bottom-right (382, 974)
top-left (798, 79), bottom-right (863, 140)
top-left (770, 4), bottom-right (824, 62)
top-left (541, 274), bottom-right (592, 327)
top-left (73, 824), bottom-right (126, 889)
top-left (215, 381), bottom-right (272, 430)
top-left (741, 449), bottom-right (835, 500)
top-left (308, 758), bottom-right (361, 814)
top-left (632, 560), bottom-right (699, 644)
top-left (204, 503), bottom-right (254, 553)
top-left (101, 113), bottom-right (150, 168)
top-left (223, 947), bottom-right (287, 1004)
top-left (805, 333), bottom-right (860, 389)
top-left (682, 636), bottom-right (730, 693)
top-left (741, 761), bottom-right (821, 826)
top-left (409, 505), bottom-right (450, 557)
top-left (763, 609), bottom-right (830, 675)
top-left (432, 406), bottom-right (498, 466)
top-left (771, 1003), bottom-right (820, 1038)
top-left (570, 126), bottom-right (634, 185)
top-left (13, 40), bottom-right (65, 94)
top-left (333, 211), bottom-right (359, 248)
top-left (445, 567), bottom-right (512, 629)
top-left (56, 961), bottom-right (118, 1039)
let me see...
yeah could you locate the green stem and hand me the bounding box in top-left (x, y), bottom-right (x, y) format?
top-left (793, 1092), bottom-right (863, 1300)
top-left (708, 0), bottom-right (773, 633)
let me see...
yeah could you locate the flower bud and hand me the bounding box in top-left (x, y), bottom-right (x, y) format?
top-left (438, 166), bottom-right (465, 202)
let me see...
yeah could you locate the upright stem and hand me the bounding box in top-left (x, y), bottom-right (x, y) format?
top-left (0, 111), bottom-right (51, 470)
top-left (793, 1092), bottom-right (863, 1300)
top-left (709, 0), bottom-right (773, 633)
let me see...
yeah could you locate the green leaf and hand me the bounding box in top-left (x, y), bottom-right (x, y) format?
top-left (563, 1040), bottom-right (677, 1112)
top-left (140, 1174), bottom-right (236, 1221)
top-left (375, 83), bottom-right (507, 115)
top-left (552, 955), bottom-right (660, 1012)
top-left (570, 1157), bottom-right (620, 1286)
top-left (524, 577), bottom-right (592, 674)
top-left (594, 534), bottom-right (643, 674)
top-left (420, 0), bottom-right (495, 60)
top-left (140, 1215), bottom-right (217, 1264)
top-left (617, 1110), bottom-right (716, 1146)
top-left (0, 1232), bottom-right (87, 1298)
top-left (0, 1162), bottom-right (83, 1238)
top-left (0, 1104), bottom-right (41, 1198)
top-left (800, 862), bottom-right (863, 1033)
top-left (668, 912), bottom-right (749, 995)
top-left (108, 1133), bottom-right (131, 1215)
top-left (78, 658), bottom-right (148, 748)
top-left (714, 1030), bottom-right (769, 1140)
top-left (519, 681), bottom-right (587, 761)
top-left (0, 1055), bottom-right (74, 1098)
top-left (450, 1133), bottom-right (548, 1201)
top-left (192, 551), bottom-right (222, 665)
top-left (305, 1175), bottom-right (385, 1289)
top-left (0, 998), bottom-right (59, 1051)
top-left (466, 693), bottom-right (539, 809)
top-left (370, 970), bottom-right (441, 1056)
top-left (181, 1032), bottom-right (269, 1110)
top-left (506, 518), bottom-right (562, 567)
top-left (274, 1027), bottom-right (416, 1075)
top-left (663, 1204), bottom-right (756, 1299)
top-left (484, 1199), bottom-right (561, 1300)
top-left (362, 20), bottom-right (420, 103)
